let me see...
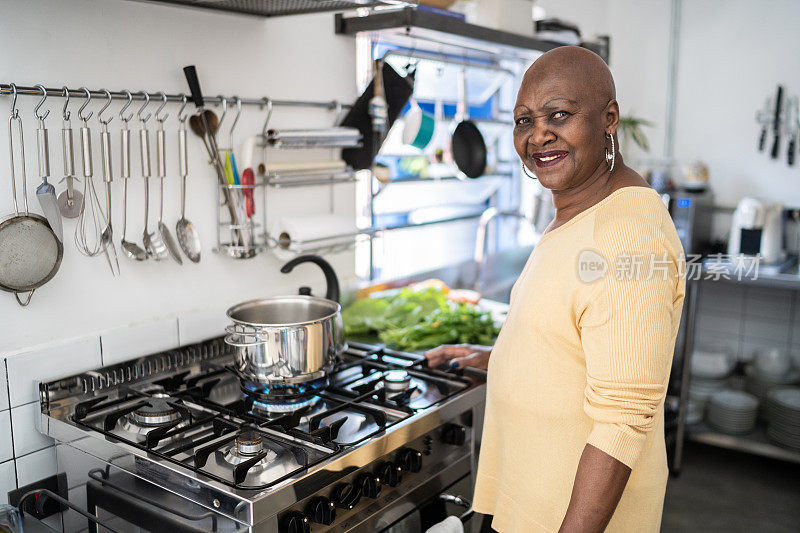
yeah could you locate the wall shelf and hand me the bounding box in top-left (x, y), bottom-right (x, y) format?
top-left (335, 7), bottom-right (609, 63)
top-left (131, 0), bottom-right (414, 18)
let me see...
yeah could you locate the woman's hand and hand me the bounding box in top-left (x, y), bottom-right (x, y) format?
top-left (424, 344), bottom-right (492, 370)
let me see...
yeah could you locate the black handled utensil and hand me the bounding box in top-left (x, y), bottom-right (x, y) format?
top-left (771, 85), bottom-right (784, 159)
top-left (183, 65), bottom-right (245, 247)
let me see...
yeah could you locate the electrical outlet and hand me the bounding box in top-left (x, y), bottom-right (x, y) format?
top-left (8, 473), bottom-right (68, 520)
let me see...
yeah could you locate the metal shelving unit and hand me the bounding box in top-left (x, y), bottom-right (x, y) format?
top-left (688, 422), bottom-right (800, 465)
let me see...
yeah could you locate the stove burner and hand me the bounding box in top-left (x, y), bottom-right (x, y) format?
top-left (252, 395), bottom-right (320, 415)
top-left (223, 431), bottom-right (276, 467)
top-left (129, 394), bottom-right (180, 427)
top-left (383, 370), bottom-right (411, 393)
top-left (120, 393), bottom-right (188, 435)
top-left (243, 377), bottom-right (327, 415)
top-left (236, 431), bottom-right (263, 456)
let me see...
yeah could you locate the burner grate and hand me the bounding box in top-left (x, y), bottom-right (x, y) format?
top-left (57, 338), bottom-right (474, 491)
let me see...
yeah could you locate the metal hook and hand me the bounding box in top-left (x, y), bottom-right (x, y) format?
top-left (137, 92), bottom-right (151, 124)
top-left (155, 92), bottom-right (169, 123)
top-left (34, 84), bottom-right (51, 122)
top-left (9, 83), bottom-right (19, 118)
top-left (261, 97), bottom-right (273, 136)
top-left (229, 96), bottom-right (242, 148)
top-left (217, 96), bottom-right (228, 132)
top-left (78, 87), bottom-right (93, 123)
top-left (177, 94), bottom-right (188, 124)
top-left (62, 87), bottom-right (71, 121)
top-left (119, 90), bottom-right (134, 124)
top-left (98, 89), bottom-right (114, 126)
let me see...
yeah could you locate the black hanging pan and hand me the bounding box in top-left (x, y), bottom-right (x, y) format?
top-left (451, 68), bottom-right (486, 179)
top-left (341, 61), bottom-right (414, 170)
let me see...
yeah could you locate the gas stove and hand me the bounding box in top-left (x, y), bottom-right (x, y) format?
top-left (39, 338), bottom-right (485, 532)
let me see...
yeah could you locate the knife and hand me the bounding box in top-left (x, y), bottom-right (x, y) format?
top-left (771, 85), bottom-right (783, 159)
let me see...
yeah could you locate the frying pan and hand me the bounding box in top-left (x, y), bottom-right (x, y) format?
top-left (1, 96), bottom-right (63, 307)
top-left (451, 68), bottom-right (487, 179)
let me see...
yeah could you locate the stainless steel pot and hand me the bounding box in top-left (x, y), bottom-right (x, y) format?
top-left (225, 295), bottom-right (344, 386)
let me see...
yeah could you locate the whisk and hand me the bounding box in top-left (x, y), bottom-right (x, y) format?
top-left (74, 88), bottom-right (108, 257)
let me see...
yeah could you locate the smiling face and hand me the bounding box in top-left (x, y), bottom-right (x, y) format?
top-left (514, 47), bottom-right (619, 192)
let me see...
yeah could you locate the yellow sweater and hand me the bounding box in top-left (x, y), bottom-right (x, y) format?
top-left (472, 186), bottom-right (685, 532)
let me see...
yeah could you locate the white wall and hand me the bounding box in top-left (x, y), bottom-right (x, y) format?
top-left (0, 0), bottom-right (360, 351)
top-left (534, 0), bottom-right (673, 162)
top-left (674, 0), bottom-right (800, 207)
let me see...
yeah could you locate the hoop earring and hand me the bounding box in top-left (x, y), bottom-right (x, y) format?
top-left (521, 161), bottom-right (537, 179)
top-left (605, 134), bottom-right (615, 172)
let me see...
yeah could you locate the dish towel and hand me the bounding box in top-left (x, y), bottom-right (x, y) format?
top-left (425, 516), bottom-right (464, 533)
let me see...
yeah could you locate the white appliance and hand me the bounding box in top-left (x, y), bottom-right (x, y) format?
top-left (728, 197), bottom-right (785, 264)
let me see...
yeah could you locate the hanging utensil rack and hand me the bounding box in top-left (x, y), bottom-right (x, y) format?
top-left (2, 81), bottom-right (490, 263)
top-left (0, 84), bottom-right (347, 110)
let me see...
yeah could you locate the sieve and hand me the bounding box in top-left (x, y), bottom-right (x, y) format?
top-left (1, 85), bottom-right (63, 307)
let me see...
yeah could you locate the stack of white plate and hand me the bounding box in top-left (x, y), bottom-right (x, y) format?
top-left (765, 387), bottom-right (800, 450)
top-left (745, 365), bottom-right (800, 400)
top-left (690, 350), bottom-right (734, 404)
top-left (706, 389), bottom-right (759, 434)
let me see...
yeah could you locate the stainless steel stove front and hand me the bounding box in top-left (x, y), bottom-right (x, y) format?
top-left (38, 339), bottom-right (485, 532)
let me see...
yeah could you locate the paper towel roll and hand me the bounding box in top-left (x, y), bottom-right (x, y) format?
top-left (270, 214), bottom-right (359, 261)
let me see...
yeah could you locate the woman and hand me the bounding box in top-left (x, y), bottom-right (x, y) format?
top-left (426, 47), bottom-right (685, 532)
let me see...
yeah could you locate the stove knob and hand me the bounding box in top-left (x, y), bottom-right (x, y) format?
top-left (356, 472), bottom-right (382, 499)
top-left (305, 496), bottom-right (336, 525)
top-left (397, 448), bottom-right (423, 473)
top-left (377, 461), bottom-right (402, 487)
top-left (332, 482), bottom-right (361, 510)
top-left (279, 511), bottom-right (310, 533)
top-left (441, 423), bottom-right (467, 446)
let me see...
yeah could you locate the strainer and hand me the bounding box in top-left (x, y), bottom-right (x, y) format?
top-left (1, 85), bottom-right (63, 306)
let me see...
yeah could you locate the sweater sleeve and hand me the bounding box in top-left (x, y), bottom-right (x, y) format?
top-left (579, 214), bottom-right (684, 469)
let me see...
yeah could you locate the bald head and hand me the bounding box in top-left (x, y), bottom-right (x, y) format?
top-left (521, 46), bottom-right (615, 109)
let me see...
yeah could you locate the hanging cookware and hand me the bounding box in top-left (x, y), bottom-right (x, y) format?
top-left (451, 68), bottom-right (487, 179)
top-left (0, 85), bottom-right (63, 307)
top-left (341, 60), bottom-right (415, 170)
top-left (224, 255), bottom-right (343, 388)
top-left (402, 100), bottom-right (436, 150)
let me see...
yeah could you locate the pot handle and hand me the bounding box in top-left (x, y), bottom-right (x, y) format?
top-left (280, 254), bottom-right (340, 302)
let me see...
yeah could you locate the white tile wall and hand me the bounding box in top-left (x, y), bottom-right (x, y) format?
top-left (178, 307), bottom-right (229, 346)
top-left (0, 360), bottom-right (9, 412)
top-left (744, 287), bottom-right (793, 320)
top-left (0, 459), bottom-right (16, 504)
top-left (0, 410), bottom-right (14, 464)
top-left (699, 282), bottom-right (745, 316)
top-left (100, 318), bottom-right (179, 366)
top-left (5, 336), bottom-right (102, 408)
top-left (11, 402), bottom-right (53, 457)
top-left (15, 447), bottom-right (57, 488)
top-left (743, 317), bottom-right (791, 344)
top-left (696, 311), bottom-right (742, 336)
